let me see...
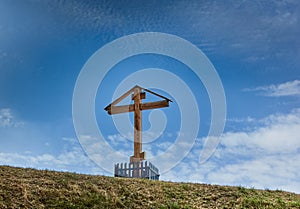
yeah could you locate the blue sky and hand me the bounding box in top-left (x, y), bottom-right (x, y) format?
top-left (0, 0), bottom-right (300, 193)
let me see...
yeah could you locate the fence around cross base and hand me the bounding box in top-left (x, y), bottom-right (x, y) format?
top-left (114, 161), bottom-right (159, 180)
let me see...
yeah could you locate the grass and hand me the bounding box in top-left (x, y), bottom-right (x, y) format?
top-left (0, 165), bottom-right (299, 208)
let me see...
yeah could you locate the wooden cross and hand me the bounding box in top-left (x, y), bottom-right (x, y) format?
top-left (104, 85), bottom-right (172, 162)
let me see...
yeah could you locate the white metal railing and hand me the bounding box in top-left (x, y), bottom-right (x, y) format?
top-left (114, 161), bottom-right (159, 180)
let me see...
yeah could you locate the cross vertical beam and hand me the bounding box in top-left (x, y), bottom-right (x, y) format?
top-left (132, 87), bottom-right (144, 162)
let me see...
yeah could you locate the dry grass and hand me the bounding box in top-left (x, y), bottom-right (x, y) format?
top-left (0, 165), bottom-right (299, 208)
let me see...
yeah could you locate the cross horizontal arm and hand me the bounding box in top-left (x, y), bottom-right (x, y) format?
top-left (141, 100), bottom-right (169, 110)
top-left (105, 100), bottom-right (169, 115)
top-left (105, 104), bottom-right (134, 115)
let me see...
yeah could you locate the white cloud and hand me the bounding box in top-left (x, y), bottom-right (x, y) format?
top-left (223, 110), bottom-right (300, 153)
top-left (205, 153), bottom-right (300, 191)
top-left (107, 133), bottom-right (129, 147)
top-left (227, 116), bottom-right (255, 123)
top-left (244, 80), bottom-right (300, 97)
top-left (0, 137), bottom-right (106, 175)
top-left (162, 109), bottom-right (300, 193)
top-left (0, 108), bottom-right (24, 128)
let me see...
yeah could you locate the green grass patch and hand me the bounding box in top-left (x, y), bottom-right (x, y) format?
top-left (0, 165), bottom-right (299, 209)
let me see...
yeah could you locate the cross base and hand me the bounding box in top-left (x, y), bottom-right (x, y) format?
top-left (130, 151), bottom-right (146, 162)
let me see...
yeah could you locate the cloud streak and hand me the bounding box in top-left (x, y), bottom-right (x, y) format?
top-left (244, 80), bottom-right (300, 97)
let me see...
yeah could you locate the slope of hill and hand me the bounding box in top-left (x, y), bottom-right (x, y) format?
top-left (0, 165), bottom-right (299, 208)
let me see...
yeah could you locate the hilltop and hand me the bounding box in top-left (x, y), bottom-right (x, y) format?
top-left (0, 166), bottom-right (299, 208)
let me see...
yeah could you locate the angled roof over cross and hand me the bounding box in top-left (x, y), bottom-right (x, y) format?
top-left (104, 85), bottom-right (172, 115)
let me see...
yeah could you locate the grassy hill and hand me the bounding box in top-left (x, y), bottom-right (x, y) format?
top-left (0, 166), bottom-right (299, 208)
